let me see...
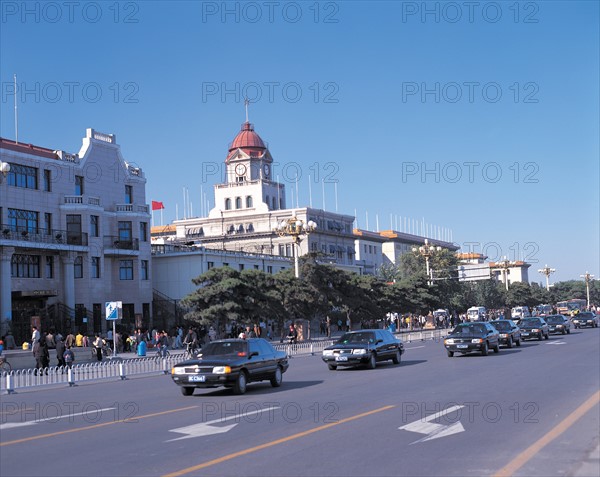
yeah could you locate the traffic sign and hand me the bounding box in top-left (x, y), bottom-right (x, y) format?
top-left (105, 301), bottom-right (122, 321)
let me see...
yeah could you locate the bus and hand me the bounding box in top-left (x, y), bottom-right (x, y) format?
top-left (556, 299), bottom-right (587, 316)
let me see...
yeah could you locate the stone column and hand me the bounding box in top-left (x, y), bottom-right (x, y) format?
top-left (60, 252), bottom-right (76, 318)
top-left (0, 246), bottom-right (15, 336)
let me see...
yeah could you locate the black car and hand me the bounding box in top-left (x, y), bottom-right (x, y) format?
top-left (321, 329), bottom-right (404, 370)
top-left (444, 322), bottom-right (500, 357)
top-left (171, 338), bottom-right (289, 395)
top-left (519, 317), bottom-right (550, 341)
top-left (490, 319), bottom-right (522, 348)
top-left (544, 314), bottom-right (572, 334)
top-left (572, 312), bottom-right (599, 328)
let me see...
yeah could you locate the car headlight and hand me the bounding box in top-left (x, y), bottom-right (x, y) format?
top-left (532, 329), bottom-right (540, 332)
top-left (212, 366), bottom-right (231, 374)
top-left (556, 325), bottom-right (563, 328)
top-left (444, 338), bottom-right (454, 345)
top-left (353, 348), bottom-right (367, 355)
top-left (500, 334), bottom-right (508, 338)
top-left (323, 350), bottom-right (334, 356)
top-left (471, 339), bottom-right (483, 343)
top-left (172, 367), bottom-right (186, 375)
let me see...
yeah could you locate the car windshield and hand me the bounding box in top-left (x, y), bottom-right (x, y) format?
top-left (578, 313), bottom-right (593, 318)
top-left (491, 321), bottom-right (511, 331)
top-left (545, 316), bottom-right (562, 324)
top-left (520, 318), bottom-right (541, 327)
top-left (453, 324), bottom-right (487, 335)
top-left (202, 341), bottom-right (246, 356)
top-left (337, 332), bottom-right (376, 344)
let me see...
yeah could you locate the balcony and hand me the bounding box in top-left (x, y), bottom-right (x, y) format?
top-left (115, 204), bottom-right (150, 214)
top-left (64, 195), bottom-right (102, 207)
top-left (104, 235), bottom-right (140, 256)
top-left (0, 226), bottom-right (88, 247)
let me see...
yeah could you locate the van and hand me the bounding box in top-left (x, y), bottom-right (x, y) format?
top-left (467, 306), bottom-right (487, 321)
top-left (511, 306), bottom-right (531, 320)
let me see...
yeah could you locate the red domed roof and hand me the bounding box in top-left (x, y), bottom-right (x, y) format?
top-left (229, 122), bottom-right (266, 152)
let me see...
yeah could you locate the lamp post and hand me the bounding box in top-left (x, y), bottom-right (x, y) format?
top-left (412, 239), bottom-right (441, 285)
top-left (273, 213), bottom-right (317, 278)
top-left (580, 271), bottom-right (594, 309)
top-left (537, 264), bottom-right (556, 291)
top-left (497, 256), bottom-right (516, 291)
top-left (0, 161), bottom-right (10, 181)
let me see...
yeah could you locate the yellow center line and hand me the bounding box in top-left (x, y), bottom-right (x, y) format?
top-left (162, 404), bottom-right (396, 477)
top-left (493, 390), bottom-right (600, 477)
top-left (0, 405), bottom-right (198, 447)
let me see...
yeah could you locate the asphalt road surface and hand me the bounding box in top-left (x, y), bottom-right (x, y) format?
top-left (1, 328), bottom-right (598, 477)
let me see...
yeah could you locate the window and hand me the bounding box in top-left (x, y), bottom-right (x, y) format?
top-left (11, 254), bottom-right (40, 278)
top-left (222, 262), bottom-right (229, 267)
top-left (266, 195), bottom-right (270, 207)
top-left (90, 215), bottom-right (99, 237)
top-left (91, 257), bottom-right (100, 278)
top-left (246, 196), bottom-right (253, 208)
top-left (43, 169), bottom-right (52, 192)
top-left (119, 260), bottom-right (134, 280)
top-left (272, 197), bottom-right (276, 210)
top-left (44, 213), bottom-right (52, 235)
top-left (235, 197), bottom-right (242, 209)
top-left (364, 244), bottom-right (367, 253)
top-left (239, 264), bottom-right (245, 271)
top-left (207, 261), bottom-right (214, 269)
top-left (237, 224), bottom-right (244, 233)
top-left (75, 175), bottom-right (84, 195)
top-left (141, 260), bottom-right (149, 280)
top-left (67, 214), bottom-right (82, 245)
top-left (140, 222), bottom-right (148, 242)
top-left (7, 163), bottom-right (37, 189)
top-left (118, 221), bottom-right (132, 241)
top-left (45, 256), bottom-right (54, 278)
top-left (278, 244), bottom-right (284, 256)
top-left (267, 266), bottom-right (273, 274)
top-left (254, 264), bottom-right (259, 270)
top-left (125, 185), bottom-right (133, 204)
top-left (225, 198), bottom-right (231, 210)
top-left (8, 208), bottom-right (38, 234)
top-left (74, 256), bottom-right (83, 279)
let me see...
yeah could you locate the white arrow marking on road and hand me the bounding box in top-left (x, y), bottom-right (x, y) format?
top-left (166, 406), bottom-right (281, 442)
top-left (398, 405), bottom-right (465, 444)
top-left (547, 341), bottom-right (566, 345)
top-left (0, 408), bottom-right (116, 430)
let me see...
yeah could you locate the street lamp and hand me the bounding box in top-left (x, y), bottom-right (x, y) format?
top-left (273, 212), bottom-right (317, 278)
top-left (0, 161), bottom-right (10, 181)
top-left (537, 264), bottom-right (556, 291)
top-left (412, 239), bottom-right (441, 285)
top-left (497, 256), bottom-right (516, 291)
top-left (580, 271), bottom-right (594, 309)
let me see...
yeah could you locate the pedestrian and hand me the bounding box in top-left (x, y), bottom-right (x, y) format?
top-left (31, 326), bottom-right (40, 347)
top-left (5, 331), bottom-right (16, 350)
top-left (55, 335), bottom-right (66, 368)
top-left (63, 345), bottom-right (75, 369)
top-left (45, 330), bottom-right (56, 349)
top-left (65, 332), bottom-right (76, 349)
top-left (33, 338), bottom-right (50, 374)
top-left (93, 334), bottom-right (103, 361)
top-left (326, 316), bottom-right (331, 338)
top-left (287, 324), bottom-right (297, 344)
top-left (75, 332), bottom-right (83, 347)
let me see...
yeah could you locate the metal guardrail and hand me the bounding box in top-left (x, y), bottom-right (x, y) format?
top-left (2, 330), bottom-right (449, 393)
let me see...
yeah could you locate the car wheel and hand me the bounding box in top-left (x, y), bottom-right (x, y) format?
top-left (233, 371), bottom-right (248, 395)
top-left (270, 366), bottom-right (283, 387)
top-left (447, 350), bottom-right (454, 358)
top-left (481, 342), bottom-right (488, 356)
top-left (493, 342), bottom-right (500, 353)
top-left (562, 329), bottom-right (566, 335)
top-left (181, 386), bottom-right (194, 396)
top-left (507, 337), bottom-right (513, 348)
top-left (367, 353), bottom-right (377, 369)
top-left (516, 338), bottom-right (521, 347)
top-left (567, 328), bottom-right (571, 334)
top-left (538, 333), bottom-right (543, 341)
top-left (327, 364), bottom-right (337, 371)
top-left (392, 350), bottom-right (401, 364)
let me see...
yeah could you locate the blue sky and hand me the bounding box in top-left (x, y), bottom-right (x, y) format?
top-left (1, 1), bottom-right (598, 282)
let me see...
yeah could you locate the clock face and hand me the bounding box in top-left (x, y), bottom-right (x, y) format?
top-left (263, 164), bottom-right (270, 177)
top-left (235, 163), bottom-right (247, 176)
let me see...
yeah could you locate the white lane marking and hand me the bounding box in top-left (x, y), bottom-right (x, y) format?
top-left (0, 407), bottom-right (116, 430)
top-left (405, 346), bottom-right (425, 350)
top-left (398, 405), bottom-right (465, 444)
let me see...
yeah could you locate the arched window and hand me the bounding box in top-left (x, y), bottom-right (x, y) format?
top-left (246, 196), bottom-right (253, 208)
top-left (265, 195), bottom-right (270, 208)
top-left (272, 197), bottom-right (276, 209)
top-left (235, 197), bottom-right (242, 209)
top-left (225, 198), bottom-right (231, 210)
top-left (238, 224), bottom-right (244, 233)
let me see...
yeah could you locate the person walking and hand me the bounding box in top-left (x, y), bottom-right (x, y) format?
top-left (31, 326), bottom-right (40, 348)
top-left (93, 334), bottom-right (103, 361)
top-left (55, 336), bottom-right (66, 368)
top-left (63, 346), bottom-right (75, 369)
top-left (33, 338), bottom-right (50, 374)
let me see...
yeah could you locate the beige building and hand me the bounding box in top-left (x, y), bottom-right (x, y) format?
top-left (0, 129), bottom-right (152, 344)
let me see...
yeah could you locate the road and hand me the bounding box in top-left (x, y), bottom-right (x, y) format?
top-left (1, 328), bottom-right (598, 477)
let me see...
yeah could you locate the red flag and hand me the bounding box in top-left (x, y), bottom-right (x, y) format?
top-left (152, 201), bottom-right (165, 210)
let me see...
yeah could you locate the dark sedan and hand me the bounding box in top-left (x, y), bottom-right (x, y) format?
top-left (322, 329), bottom-right (404, 370)
top-left (544, 314), bottom-right (572, 334)
top-left (171, 338), bottom-right (289, 395)
top-left (444, 322), bottom-right (500, 357)
top-left (519, 317), bottom-right (550, 341)
top-left (572, 312), bottom-right (599, 328)
top-left (490, 319), bottom-right (522, 348)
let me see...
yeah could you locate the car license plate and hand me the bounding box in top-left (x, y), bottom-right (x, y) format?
top-left (457, 344), bottom-right (468, 349)
top-left (189, 375), bottom-right (205, 382)
top-left (335, 356), bottom-right (348, 361)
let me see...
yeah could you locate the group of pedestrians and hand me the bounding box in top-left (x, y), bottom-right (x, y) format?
top-left (30, 326), bottom-right (75, 373)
